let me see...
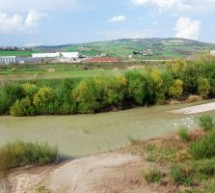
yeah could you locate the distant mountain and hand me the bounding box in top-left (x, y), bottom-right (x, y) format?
top-left (33, 38), bottom-right (215, 59)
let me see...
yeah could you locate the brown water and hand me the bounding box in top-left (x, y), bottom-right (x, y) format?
top-left (1, 101), bottom-right (215, 157)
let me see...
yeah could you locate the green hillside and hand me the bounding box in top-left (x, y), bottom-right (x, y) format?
top-left (1, 38), bottom-right (214, 59)
top-left (43, 38), bottom-right (215, 59)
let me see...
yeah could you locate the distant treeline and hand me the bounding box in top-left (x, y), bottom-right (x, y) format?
top-left (1, 58), bottom-right (215, 116)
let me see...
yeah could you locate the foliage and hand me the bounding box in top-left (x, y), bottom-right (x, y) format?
top-left (33, 87), bottom-right (55, 107)
top-left (197, 77), bottom-right (210, 98)
top-left (169, 79), bottom-right (184, 99)
top-left (0, 141), bottom-right (58, 172)
top-left (178, 126), bottom-right (189, 141)
top-left (142, 169), bottom-right (163, 183)
top-left (21, 83), bottom-right (38, 98)
top-left (125, 70), bottom-right (147, 105)
top-left (170, 164), bottom-right (193, 186)
top-left (199, 115), bottom-right (214, 131)
top-left (189, 132), bottom-right (215, 159)
top-left (1, 58), bottom-right (215, 116)
top-left (10, 97), bottom-right (35, 116)
top-left (0, 84), bottom-right (23, 114)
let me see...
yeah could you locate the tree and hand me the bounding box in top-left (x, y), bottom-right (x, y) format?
top-left (169, 79), bottom-right (184, 99)
top-left (197, 77), bottom-right (210, 98)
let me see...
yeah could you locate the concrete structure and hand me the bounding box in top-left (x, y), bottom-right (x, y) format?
top-left (210, 50), bottom-right (215, 56)
top-left (61, 52), bottom-right (80, 59)
top-left (0, 56), bottom-right (16, 65)
top-left (32, 52), bottom-right (60, 58)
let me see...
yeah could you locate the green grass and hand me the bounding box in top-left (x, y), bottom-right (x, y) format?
top-left (0, 141), bottom-right (58, 172)
top-left (142, 169), bottom-right (163, 183)
top-left (129, 125), bottom-right (215, 192)
top-left (199, 115), bottom-right (214, 131)
top-left (0, 63), bottom-right (123, 81)
top-left (178, 126), bottom-right (189, 141)
top-left (0, 50), bottom-right (36, 57)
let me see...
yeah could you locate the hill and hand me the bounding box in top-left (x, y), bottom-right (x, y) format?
top-left (35, 38), bottom-right (215, 59)
top-left (1, 38), bottom-right (215, 59)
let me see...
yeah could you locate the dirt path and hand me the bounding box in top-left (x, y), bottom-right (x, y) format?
top-left (170, 102), bottom-right (215, 114)
top-left (9, 153), bottom-right (155, 193)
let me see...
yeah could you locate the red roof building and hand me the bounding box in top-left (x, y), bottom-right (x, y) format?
top-left (88, 57), bottom-right (120, 63)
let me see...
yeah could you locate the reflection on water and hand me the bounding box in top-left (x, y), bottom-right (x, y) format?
top-left (0, 101), bottom-right (215, 157)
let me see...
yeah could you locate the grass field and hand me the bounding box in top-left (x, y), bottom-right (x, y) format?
top-left (0, 63), bottom-right (124, 81)
top-left (0, 50), bottom-right (37, 57)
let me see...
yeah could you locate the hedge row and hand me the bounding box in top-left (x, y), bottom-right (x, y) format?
top-left (1, 58), bottom-right (215, 116)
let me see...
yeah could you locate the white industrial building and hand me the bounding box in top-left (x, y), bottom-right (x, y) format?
top-left (210, 50), bottom-right (215, 56)
top-left (32, 52), bottom-right (80, 60)
top-left (61, 52), bottom-right (80, 59)
top-left (32, 52), bottom-right (60, 58)
top-left (0, 56), bottom-right (16, 65)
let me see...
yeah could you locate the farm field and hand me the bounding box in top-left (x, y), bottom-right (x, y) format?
top-left (0, 64), bottom-right (124, 81)
top-left (1, 100), bottom-right (215, 157)
top-left (0, 50), bottom-right (37, 57)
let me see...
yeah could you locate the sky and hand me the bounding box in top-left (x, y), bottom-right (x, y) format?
top-left (0, 0), bottom-right (214, 46)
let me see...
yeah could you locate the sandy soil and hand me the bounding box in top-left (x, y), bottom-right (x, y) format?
top-left (8, 153), bottom-right (157, 193)
top-left (170, 102), bottom-right (215, 114)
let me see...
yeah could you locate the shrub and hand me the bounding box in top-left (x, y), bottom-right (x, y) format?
top-left (72, 78), bottom-right (102, 113)
top-left (21, 83), bottom-right (38, 97)
top-left (125, 70), bottom-right (147, 105)
top-left (10, 97), bottom-right (35, 116)
top-left (199, 115), bottom-right (214, 131)
top-left (170, 164), bottom-right (193, 186)
top-left (197, 77), bottom-right (210, 98)
top-left (33, 87), bottom-right (55, 107)
top-left (169, 79), bottom-right (184, 99)
top-left (178, 126), bottom-right (189, 141)
top-left (186, 95), bottom-right (202, 103)
top-left (189, 132), bottom-right (215, 159)
top-left (0, 141), bottom-right (58, 172)
top-left (142, 169), bottom-right (163, 183)
top-left (0, 84), bottom-right (23, 114)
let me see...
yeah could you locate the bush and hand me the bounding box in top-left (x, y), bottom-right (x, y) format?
top-left (21, 83), bottom-right (38, 97)
top-left (197, 77), bottom-right (210, 98)
top-left (125, 70), bottom-right (147, 105)
top-left (199, 115), bottom-right (214, 131)
top-left (189, 132), bottom-right (215, 159)
top-left (170, 164), bottom-right (193, 186)
top-left (0, 84), bottom-right (23, 114)
top-left (169, 79), bottom-right (184, 99)
top-left (178, 126), bottom-right (189, 141)
top-left (0, 141), bottom-right (58, 172)
top-left (186, 95), bottom-right (202, 103)
top-left (142, 169), bottom-right (163, 183)
top-left (10, 97), bottom-right (35, 116)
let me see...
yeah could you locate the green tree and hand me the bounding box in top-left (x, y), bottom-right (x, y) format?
top-left (197, 77), bottom-right (210, 98)
top-left (169, 79), bottom-right (184, 99)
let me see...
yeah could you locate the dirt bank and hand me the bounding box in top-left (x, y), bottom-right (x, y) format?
top-left (9, 153), bottom-right (156, 193)
top-left (170, 102), bottom-right (215, 114)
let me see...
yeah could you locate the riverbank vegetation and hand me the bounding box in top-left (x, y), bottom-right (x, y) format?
top-left (128, 115), bottom-right (215, 193)
top-left (0, 141), bottom-right (58, 174)
top-left (1, 58), bottom-right (215, 116)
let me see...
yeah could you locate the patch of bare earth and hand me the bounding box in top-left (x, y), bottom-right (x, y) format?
top-left (8, 150), bottom-right (183, 193)
top-left (170, 102), bottom-right (215, 114)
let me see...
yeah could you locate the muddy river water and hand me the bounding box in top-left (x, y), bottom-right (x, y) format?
top-left (1, 100), bottom-right (215, 157)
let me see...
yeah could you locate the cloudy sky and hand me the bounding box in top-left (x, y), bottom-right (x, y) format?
top-left (0, 0), bottom-right (214, 46)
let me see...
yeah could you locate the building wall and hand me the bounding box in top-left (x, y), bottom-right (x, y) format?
top-left (32, 52), bottom-right (60, 58)
top-left (0, 56), bottom-right (16, 65)
top-left (61, 52), bottom-right (79, 59)
top-left (210, 50), bottom-right (215, 56)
